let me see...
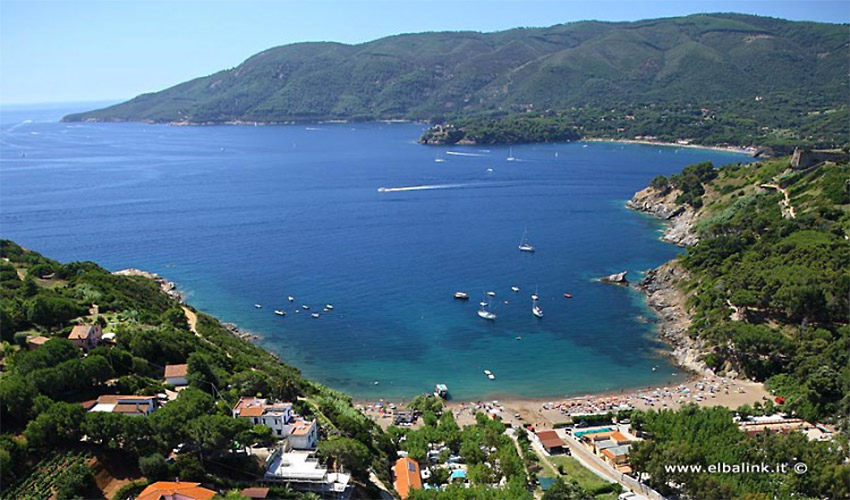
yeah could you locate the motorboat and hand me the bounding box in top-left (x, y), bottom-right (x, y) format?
top-left (274, 310), bottom-right (286, 316)
top-left (454, 292), bottom-right (470, 300)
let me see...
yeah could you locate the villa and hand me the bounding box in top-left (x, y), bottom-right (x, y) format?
top-left (232, 397), bottom-right (318, 448)
top-left (393, 457), bottom-right (423, 500)
top-left (68, 324), bottom-right (102, 350)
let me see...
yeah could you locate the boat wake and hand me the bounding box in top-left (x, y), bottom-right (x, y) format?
top-left (377, 183), bottom-right (468, 193)
top-left (446, 151), bottom-right (486, 157)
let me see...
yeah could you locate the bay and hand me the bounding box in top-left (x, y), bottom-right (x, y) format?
top-left (0, 104), bottom-right (751, 401)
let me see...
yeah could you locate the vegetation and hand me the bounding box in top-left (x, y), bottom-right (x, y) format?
top-left (64, 14), bottom-right (848, 148)
top-left (660, 160), bottom-right (850, 425)
top-left (626, 158), bottom-right (850, 499)
top-left (0, 240), bottom-right (391, 496)
top-left (629, 405), bottom-right (850, 499)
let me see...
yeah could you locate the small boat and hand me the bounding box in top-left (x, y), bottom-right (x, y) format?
top-left (435, 157), bottom-right (446, 163)
top-left (295, 310), bottom-right (300, 314)
top-left (288, 296), bottom-right (295, 302)
top-left (323, 308), bottom-right (329, 312)
top-left (511, 286), bottom-right (520, 292)
top-left (486, 168), bottom-right (494, 172)
top-left (254, 304), bottom-right (262, 309)
top-left (484, 370), bottom-right (492, 376)
top-left (454, 292), bottom-right (470, 300)
top-left (487, 291), bottom-right (496, 297)
top-left (518, 229), bottom-right (535, 253)
top-left (302, 305), bottom-right (310, 310)
top-left (531, 294), bottom-right (539, 301)
top-left (515, 336), bottom-right (522, 340)
top-left (274, 310), bottom-right (286, 316)
top-left (478, 294), bottom-right (497, 321)
top-left (488, 373), bottom-right (496, 380)
top-left (507, 147), bottom-right (516, 162)
top-left (325, 304), bottom-right (334, 310)
top-left (434, 384), bottom-right (449, 398)
top-left (311, 313), bottom-right (320, 318)
top-left (564, 293), bottom-right (573, 299)
top-left (532, 300), bottom-right (543, 318)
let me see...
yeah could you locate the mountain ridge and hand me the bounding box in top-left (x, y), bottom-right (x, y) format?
top-left (63, 13), bottom-right (848, 137)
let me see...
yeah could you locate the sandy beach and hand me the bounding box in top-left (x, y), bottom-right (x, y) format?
top-left (360, 375), bottom-right (771, 431)
top-left (582, 137), bottom-right (759, 156)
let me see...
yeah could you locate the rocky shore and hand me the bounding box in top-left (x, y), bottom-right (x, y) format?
top-left (626, 185), bottom-right (699, 246)
top-left (627, 185), bottom-right (712, 376)
top-left (113, 268), bottom-right (185, 302)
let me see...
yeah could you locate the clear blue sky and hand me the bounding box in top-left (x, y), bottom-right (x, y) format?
top-left (1, 0), bottom-right (847, 104)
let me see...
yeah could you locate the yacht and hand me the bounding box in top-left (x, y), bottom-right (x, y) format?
top-left (486, 291), bottom-right (496, 297)
top-left (532, 297), bottom-right (543, 318)
top-left (288, 296), bottom-right (295, 302)
top-left (325, 304), bottom-right (334, 310)
top-left (454, 292), bottom-right (470, 300)
top-left (311, 312), bottom-right (320, 318)
top-left (518, 229), bottom-right (535, 252)
top-left (484, 370), bottom-right (492, 376)
top-left (302, 305), bottom-right (310, 310)
top-left (274, 310), bottom-right (286, 316)
top-left (434, 384), bottom-right (449, 398)
top-left (477, 294), bottom-right (497, 321)
top-left (254, 304), bottom-right (262, 309)
top-left (488, 373), bottom-right (496, 380)
top-left (507, 147), bottom-right (516, 162)
top-left (511, 286), bottom-right (520, 292)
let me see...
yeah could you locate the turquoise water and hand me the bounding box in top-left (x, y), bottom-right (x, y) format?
top-left (0, 104), bottom-right (751, 401)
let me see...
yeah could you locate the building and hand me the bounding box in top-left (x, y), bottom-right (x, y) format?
top-left (738, 416), bottom-right (820, 438)
top-left (26, 335), bottom-right (50, 350)
top-left (233, 397), bottom-right (293, 436)
top-left (393, 457), bottom-right (423, 500)
top-left (68, 324), bottom-right (102, 350)
top-left (601, 444), bottom-right (632, 472)
top-left (535, 430), bottom-right (566, 455)
top-left (164, 363), bottom-right (189, 386)
top-left (137, 481), bottom-right (216, 500)
top-left (264, 448), bottom-right (352, 498)
top-left (288, 419), bottom-right (318, 450)
top-left (84, 395), bottom-right (157, 416)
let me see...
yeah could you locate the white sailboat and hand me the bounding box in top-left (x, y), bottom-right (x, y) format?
top-left (507, 146), bottom-right (516, 162)
top-left (532, 286), bottom-right (543, 318)
top-left (518, 229), bottom-right (535, 252)
top-left (477, 293), bottom-right (497, 321)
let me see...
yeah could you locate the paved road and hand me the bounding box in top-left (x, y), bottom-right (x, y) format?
top-left (557, 431), bottom-right (666, 500)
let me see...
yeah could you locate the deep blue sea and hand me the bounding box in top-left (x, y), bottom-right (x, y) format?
top-left (0, 104), bottom-right (751, 401)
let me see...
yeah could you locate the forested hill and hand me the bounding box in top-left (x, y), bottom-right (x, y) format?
top-left (65, 13), bottom-right (848, 145)
top-left (633, 157), bottom-right (849, 426)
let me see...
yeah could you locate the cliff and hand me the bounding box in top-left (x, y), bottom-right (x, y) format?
top-left (626, 185), bottom-right (699, 246)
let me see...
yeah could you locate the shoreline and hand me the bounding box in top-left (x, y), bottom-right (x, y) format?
top-left (581, 137), bottom-right (759, 157)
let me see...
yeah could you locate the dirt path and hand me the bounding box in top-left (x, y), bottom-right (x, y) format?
top-left (761, 183), bottom-right (796, 219)
top-left (182, 306), bottom-right (199, 335)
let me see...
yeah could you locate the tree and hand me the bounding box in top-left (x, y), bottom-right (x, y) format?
top-left (542, 478), bottom-right (592, 500)
top-left (187, 414), bottom-right (250, 452)
top-left (24, 401), bottom-right (86, 447)
top-left (0, 375), bottom-right (38, 424)
top-left (54, 463), bottom-right (95, 500)
top-left (139, 453), bottom-right (169, 481)
top-left (317, 437), bottom-right (372, 479)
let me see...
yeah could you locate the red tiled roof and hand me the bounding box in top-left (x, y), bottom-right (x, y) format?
top-left (536, 430), bottom-right (565, 449)
top-left (164, 363), bottom-right (189, 378)
top-left (291, 420), bottom-right (316, 436)
top-left (393, 458), bottom-right (422, 500)
top-left (69, 325), bottom-right (97, 340)
top-left (241, 487), bottom-right (269, 499)
top-left (137, 481), bottom-right (216, 500)
top-left (239, 407), bottom-right (265, 417)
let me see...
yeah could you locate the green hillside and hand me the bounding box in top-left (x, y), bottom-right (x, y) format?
top-left (63, 14), bottom-right (848, 147)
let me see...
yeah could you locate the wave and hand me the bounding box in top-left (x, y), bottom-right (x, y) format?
top-left (446, 151), bottom-right (486, 157)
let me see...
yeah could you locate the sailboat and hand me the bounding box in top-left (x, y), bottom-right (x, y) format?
top-left (477, 293), bottom-right (497, 321)
top-left (518, 229), bottom-right (535, 252)
top-left (532, 296), bottom-right (543, 318)
top-left (532, 285), bottom-right (543, 317)
top-left (507, 146), bottom-right (516, 162)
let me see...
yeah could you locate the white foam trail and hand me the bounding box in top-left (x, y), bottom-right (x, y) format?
top-left (3, 120), bottom-right (32, 134)
top-left (377, 183), bottom-right (468, 193)
top-left (446, 151), bottom-right (486, 157)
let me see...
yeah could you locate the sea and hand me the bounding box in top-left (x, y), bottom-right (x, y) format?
top-left (0, 103), bottom-right (752, 401)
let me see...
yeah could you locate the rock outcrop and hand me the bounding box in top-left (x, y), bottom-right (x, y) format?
top-left (635, 263), bottom-right (711, 376)
top-left (626, 186), bottom-right (699, 246)
top-left (599, 271), bottom-right (629, 284)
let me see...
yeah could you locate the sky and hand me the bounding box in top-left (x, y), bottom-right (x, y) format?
top-left (1, 0), bottom-right (848, 104)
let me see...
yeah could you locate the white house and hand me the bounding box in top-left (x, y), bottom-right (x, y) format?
top-left (164, 363), bottom-right (189, 386)
top-left (232, 397), bottom-right (294, 437)
top-left (288, 419), bottom-right (318, 450)
top-left (86, 395), bottom-right (157, 416)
